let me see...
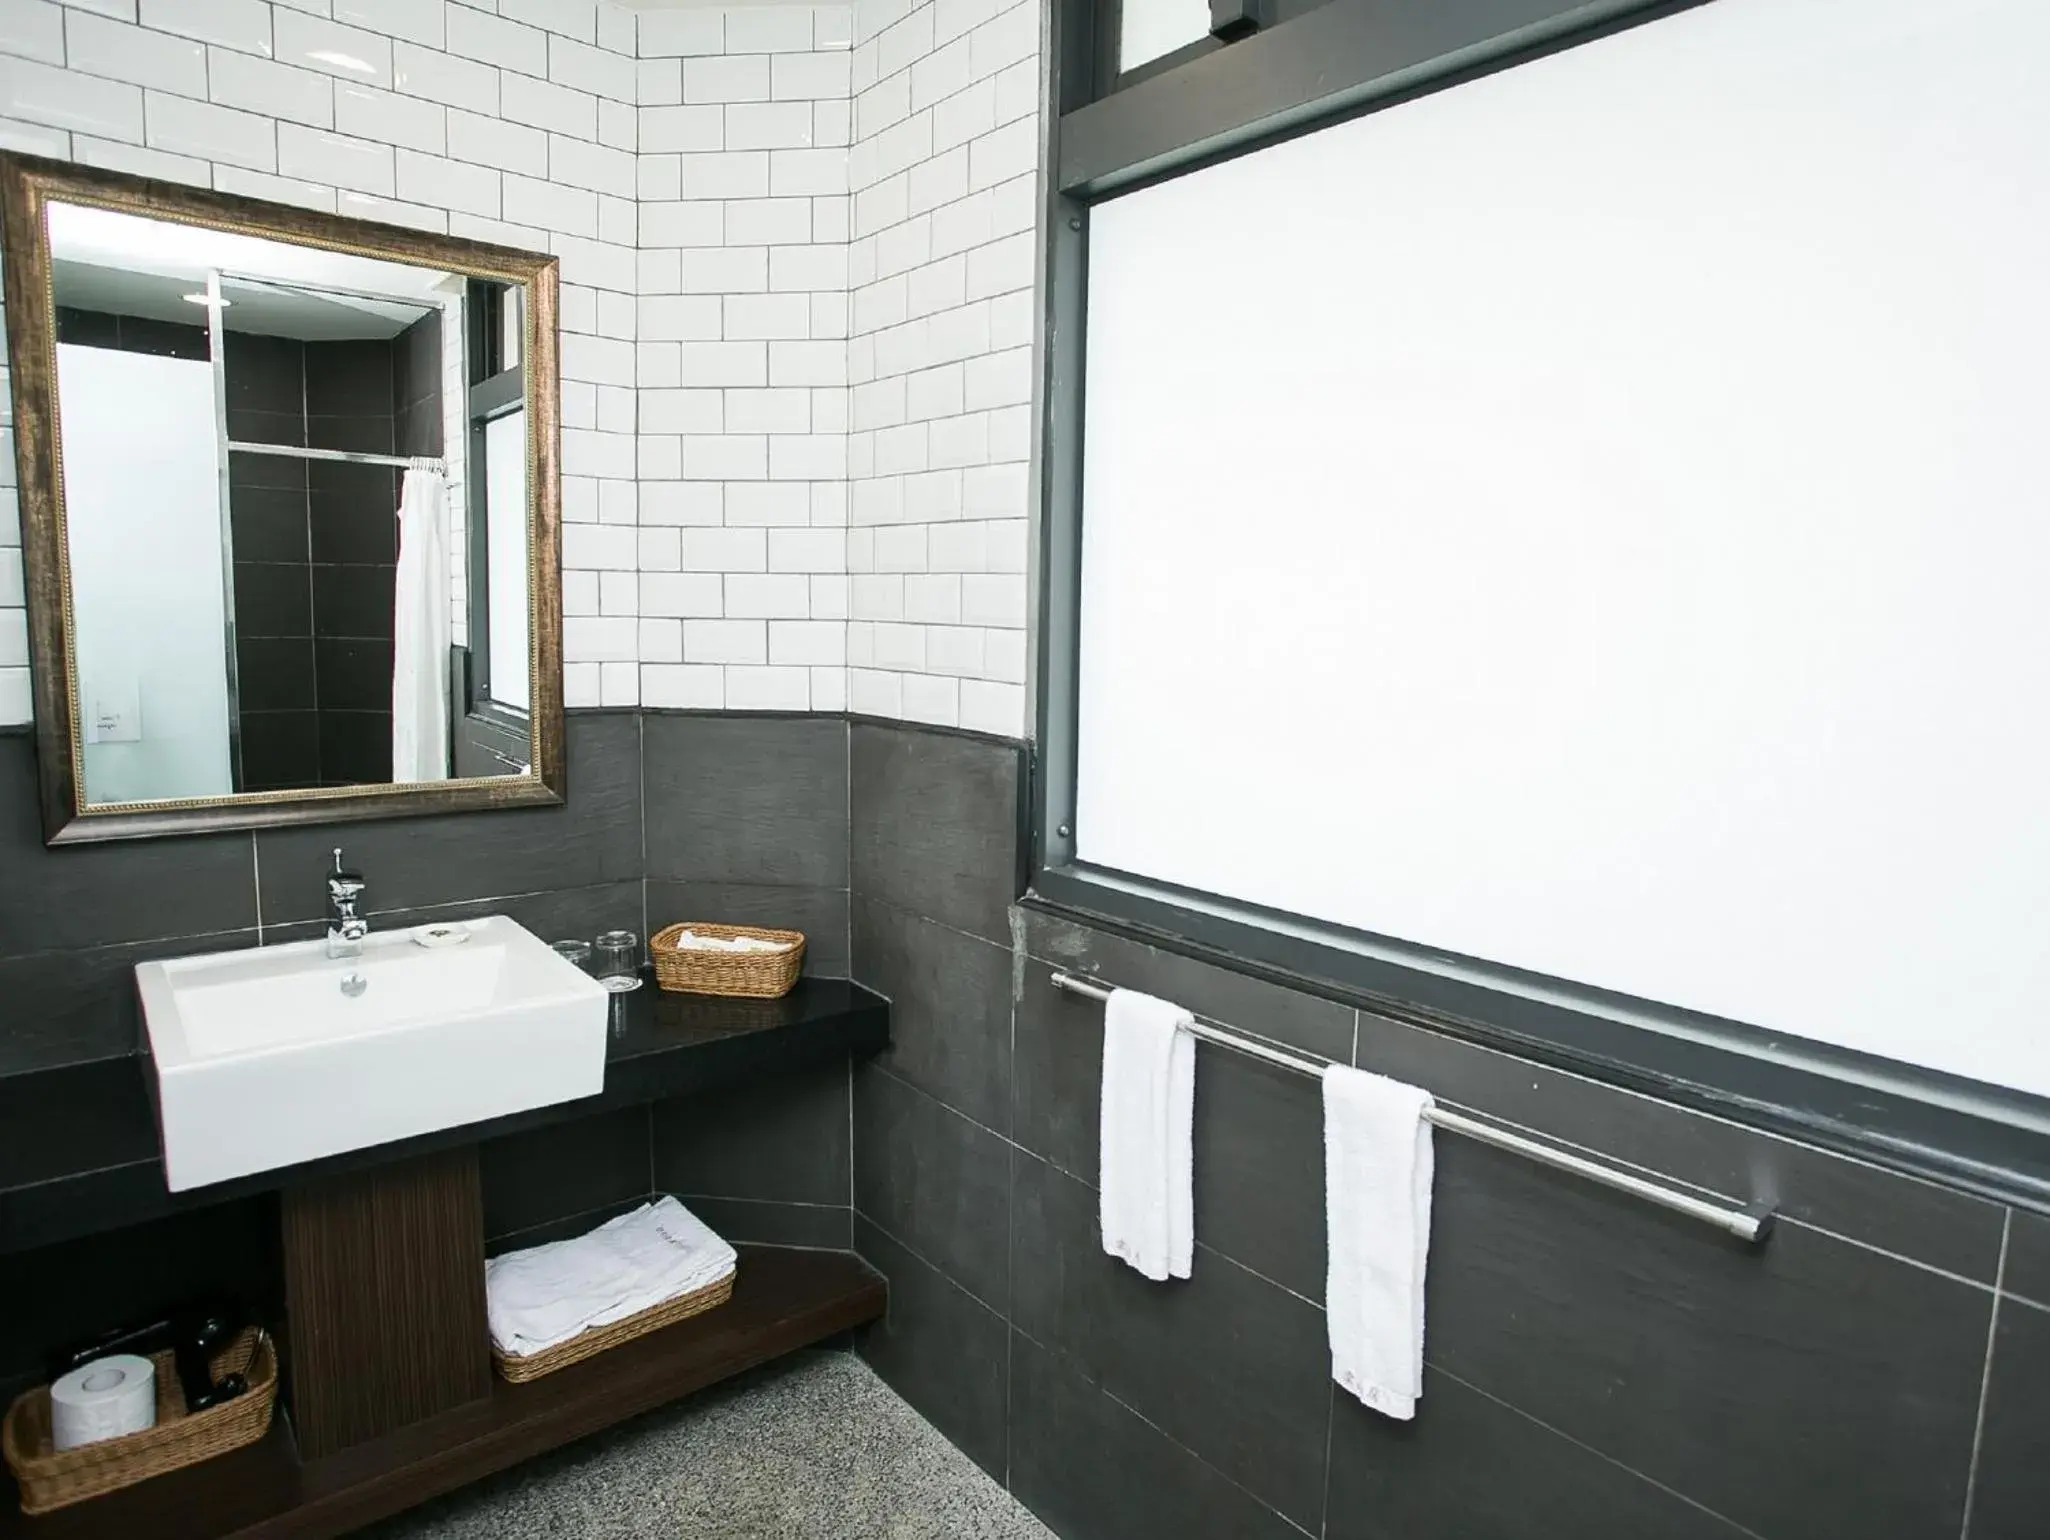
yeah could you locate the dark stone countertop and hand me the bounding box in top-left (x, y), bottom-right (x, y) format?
top-left (0, 974), bottom-right (889, 1255)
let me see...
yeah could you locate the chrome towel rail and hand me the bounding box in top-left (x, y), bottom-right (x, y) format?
top-left (1050, 971), bottom-right (1775, 1243)
top-left (227, 440), bottom-right (446, 473)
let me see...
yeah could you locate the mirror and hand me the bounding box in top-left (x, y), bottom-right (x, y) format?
top-left (0, 156), bottom-right (564, 843)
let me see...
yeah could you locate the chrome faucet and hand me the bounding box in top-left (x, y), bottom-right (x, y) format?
top-left (325, 848), bottom-right (369, 960)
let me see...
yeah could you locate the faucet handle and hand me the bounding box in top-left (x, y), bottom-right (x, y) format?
top-left (327, 847), bottom-right (366, 902)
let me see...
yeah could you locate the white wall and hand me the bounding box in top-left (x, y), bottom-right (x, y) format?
top-left (624, 2), bottom-right (855, 713)
top-left (0, 0), bottom-right (1043, 737)
top-left (59, 342), bottom-right (232, 802)
top-left (844, 0), bottom-right (1037, 735)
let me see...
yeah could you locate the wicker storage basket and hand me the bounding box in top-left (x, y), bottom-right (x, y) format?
top-left (493, 1267), bottom-right (737, 1383)
top-left (651, 922), bottom-right (805, 998)
top-left (2, 1327), bottom-right (277, 1515)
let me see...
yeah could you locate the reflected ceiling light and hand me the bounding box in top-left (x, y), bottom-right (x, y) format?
top-left (307, 49), bottom-right (376, 75)
top-left (182, 292), bottom-right (230, 307)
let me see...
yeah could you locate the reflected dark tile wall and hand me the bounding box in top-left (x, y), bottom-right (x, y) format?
top-left (304, 337), bottom-right (402, 788)
top-left (220, 329), bottom-right (417, 791)
top-left (55, 306), bottom-right (208, 362)
top-left (393, 312), bottom-right (443, 463)
top-left (225, 331), bottom-right (320, 793)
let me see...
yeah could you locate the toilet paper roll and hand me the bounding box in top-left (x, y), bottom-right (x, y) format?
top-left (49, 1354), bottom-right (156, 1452)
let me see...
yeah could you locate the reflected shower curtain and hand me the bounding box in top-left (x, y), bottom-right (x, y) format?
top-left (391, 466), bottom-right (451, 782)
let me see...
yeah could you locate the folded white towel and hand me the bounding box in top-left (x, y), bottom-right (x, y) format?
top-left (485, 1196), bottom-right (738, 1357)
top-left (673, 930), bottom-right (791, 953)
top-left (1324, 1064), bottom-right (1434, 1419)
top-left (1099, 988), bottom-right (1196, 1281)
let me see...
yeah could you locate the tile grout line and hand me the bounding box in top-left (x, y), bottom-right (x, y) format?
top-left (678, 1193), bottom-right (849, 1212)
top-left (1432, 1365), bottom-right (1771, 1540)
top-left (637, 710), bottom-right (649, 960)
top-left (1317, 1379), bottom-right (1336, 1540)
top-left (855, 1208), bottom-right (1009, 1324)
top-left (874, 1059), bottom-right (1331, 1312)
top-left (1959, 1208), bottom-right (2011, 1540)
top-left (1006, 881), bottom-right (1021, 1498)
top-left (1090, 1372), bottom-right (1316, 1539)
top-left (1774, 1215), bottom-right (2003, 1298)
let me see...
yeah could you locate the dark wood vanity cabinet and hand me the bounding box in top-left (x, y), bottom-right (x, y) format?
top-left (0, 981), bottom-right (891, 1539)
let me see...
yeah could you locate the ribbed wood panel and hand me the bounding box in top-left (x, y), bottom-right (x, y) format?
top-left (280, 1147), bottom-right (491, 1460)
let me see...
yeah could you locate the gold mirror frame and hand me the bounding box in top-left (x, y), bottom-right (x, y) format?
top-left (0, 154), bottom-right (565, 844)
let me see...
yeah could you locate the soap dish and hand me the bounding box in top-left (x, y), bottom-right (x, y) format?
top-left (2, 1328), bottom-right (276, 1515)
top-left (650, 922), bottom-right (805, 999)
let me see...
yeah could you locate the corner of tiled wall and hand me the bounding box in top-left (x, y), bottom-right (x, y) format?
top-left (845, 0), bottom-right (1037, 736)
top-left (628, 1), bottom-right (855, 715)
top-left (0, 0), bottom-right (1043, 740)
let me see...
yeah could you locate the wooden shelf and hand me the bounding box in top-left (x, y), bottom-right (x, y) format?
top-left (0, 1246), bottom-right (885, 1540)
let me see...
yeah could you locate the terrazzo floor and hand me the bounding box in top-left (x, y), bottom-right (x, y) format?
top-left (360, 1351), bottom-right (1056, 1539)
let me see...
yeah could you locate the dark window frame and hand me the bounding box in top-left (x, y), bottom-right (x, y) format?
top-left (462, 279), bottom-right (529, 738)
top-left (1026, 0), bottom-right (2050, 1204)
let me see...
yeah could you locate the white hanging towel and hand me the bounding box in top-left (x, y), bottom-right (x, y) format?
top-left (1099, 987), bottom-right (1196, 1281)
top-left (1324, 1063), bottom-right (1435, 1420)
top-left (391, 465), bottom-right (451, 782)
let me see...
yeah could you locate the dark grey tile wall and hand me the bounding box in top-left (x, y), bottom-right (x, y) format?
top-left (480, 1105), bottom-right (653, 1254)
top-left (642, 714), bottom-right (851, 978)
top-left (652, 1060), bottom-right (853, 1251)
top-left (0, 1197), bottom-right (281, 1402)
top-left (846, 716), bottom-right (2050, 1540)
top-left (846, 721), bottom-right (1030, 1480)
top-left (0, 712), bottom-right (650, 1076)
top-left (0, 711), bottom-right (861, 1288)
top-left (15, 702), bottom-right (2044, 1540)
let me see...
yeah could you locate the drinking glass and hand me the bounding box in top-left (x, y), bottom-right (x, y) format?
top-left (592, 930), bottom-right (642, 993)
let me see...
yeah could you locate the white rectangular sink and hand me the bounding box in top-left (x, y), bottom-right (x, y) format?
top-left (137, 916), bottom-right (609, 1191)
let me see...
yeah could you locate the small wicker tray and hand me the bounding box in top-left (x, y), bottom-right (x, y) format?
top-left (493, 1267), bottom-right (737, 1383)
top-left (651, 922), bottom-right (805, 998)
top-left (2, 1328), bottom-right (277, 1516)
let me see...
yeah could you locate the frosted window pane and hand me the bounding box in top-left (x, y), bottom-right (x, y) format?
top-left (1120, 0), bottom-right (1211, 71)
top-left (484, 410), bottom-right (530, 714)
top-left (1076, 0), bottom-right (2050, 1097)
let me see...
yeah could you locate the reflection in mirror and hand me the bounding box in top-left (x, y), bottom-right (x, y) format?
top-left (46, 201), bottom-right (533, 806)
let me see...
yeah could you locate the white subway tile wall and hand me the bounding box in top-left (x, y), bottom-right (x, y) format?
top-left (846, 0), bottom-right (1036, 735)
top-left (0, 0), bottom-right (1042, 738)
top-left (630, 1), bottom-right (855, 713)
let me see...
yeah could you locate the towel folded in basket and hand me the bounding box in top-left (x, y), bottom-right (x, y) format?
top-left (485, 1196), bottom-right (738, 1358)
top-left (670, 930), bottom-right (792, 953)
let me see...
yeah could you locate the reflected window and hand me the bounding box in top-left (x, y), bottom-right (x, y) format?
top-left (459, 279), bottom-right (534, 775)
top-left (482, 410), bottom-right (530, 714)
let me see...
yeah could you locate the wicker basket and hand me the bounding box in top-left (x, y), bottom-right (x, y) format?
top-left (2, 1328), bottom-right (277, 1515)
top-left (651, 922), bottom-right (805, 999)
top-left (493, 1267), bottom-right (737, 1383)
